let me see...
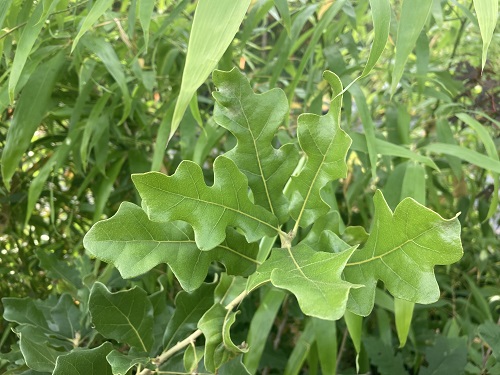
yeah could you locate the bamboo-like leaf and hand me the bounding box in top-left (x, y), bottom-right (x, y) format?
top-left (391, 0), bottom-right (433, 96)
top-left (473, 0), bottom-right (498, 71)
top-left (312, 318), bottom-right (337, 375)
top-left (247, 240), bottom-right (359, 321)
top-left (167, 0), bottom-right (251, 141)
top-left (84, 202), bottom-right (259, 292)
top-left (362, 0), bottom-right (391, 77)
top-left (81, 37), bottom-right (131, 123)
top-left (283, 319), bottom-right (315, 375)
top-left (213, 68), bottom-right (299, 222)
top-left (198, 304), bottom-right (247, 373)
top-left (425, 143), bottom-right (500, 174)
top-left (72, 0), bottom-right (114, 51)
top-left (0, 0), bottom-right (12, 30)
top-left (286, 71), bottom-right (351, 228)
top-left (2, 51), bottom-right (66, 191)
top-left (89, 283), bottom-right (154, 353)
top-left (344, 191), bottom-right (463, 316)
top-left (456, 113), bottom-right (499, 220)
top-left (243, 288), bottom-right (286, 374)
top-left (394, 298), bottom-right (414, 347)
top-left (133, 156), bottom-right (280, 251)
top-left (138, 0), bottom-right (155, 49)
top-left (8, 0), bottom-right (60, 100)
top-left (273, 0), bottom-right (291, 35)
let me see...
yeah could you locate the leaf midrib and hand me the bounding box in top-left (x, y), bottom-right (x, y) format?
top-left (139, 180), bottom-right (279, 233)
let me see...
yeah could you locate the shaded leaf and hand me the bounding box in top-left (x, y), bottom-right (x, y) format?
top-left (478, 321), bottom-right (500, 359)
top-left (2, 51), bottom-right (66, 190)
top-left (198, 304), bottom-right (246, 373)
top-left (213, 68), bottom-right (299, 222)
top-left (138, 0), bottom-right (155, 49)
top-left (363, 336), bottom-right (407, 375)
top-left (89, 282), bottom-right (154, 353)
top-left (286, 71), bottom-right (351, 228)
top-left (313, 318), bottom-right (337, 375)
top-left (53, 342), bottom-right (113, 375)
top-left (344, 190), bottom-right (463, 316)
top-left (243, 288), bottom-right (285, 374)
top-left (164, 283), bottom-right (216, 349)
top-left (133, 156), bottom-right (280, 250)
top-left (248, 240), bottom-right (359, 321)
top-left (420, 336), bottom-right (467, 375)
top-left (283, 319), bottom-right (315, 375)
top-left (84, 202), bottom-right (259, 292)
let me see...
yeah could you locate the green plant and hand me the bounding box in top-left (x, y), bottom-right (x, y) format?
top-left (1, 0), bottom-right (499, 374)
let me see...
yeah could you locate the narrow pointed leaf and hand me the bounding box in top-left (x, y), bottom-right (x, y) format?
top-left (168, 0), bottom-right (251, 140)
top-left (361, 0), bottom-right (391, 77)
top-left (2, 51), bottom-right (66, 190)
top-left (138, 0), bottom-right (155, 49)
top-left (286, 71), bottom-right (351, 228)
top-left (89, 283), bottom-right (154, 353)
top-left (8, 0), bottom-right (60, 100)
top-left (391, 0), bottom-right (433, 96)
top-left (53, 342), bottom-right (113, 375)
top-left (81, 37), bottom-right (131, 122)
top-left (198, 304), bottom-right (246, 373)
top-left (213, 68), bottom-right (299, 222)
top-left (394, 298), bottom-right (414, 347)
top-left (473, 0), bottom-right (498, 71)
top-left (133, 156), bottom-right (280, 250)
top-left (273, 0), bottom-right (291, 35)
top-left (84, 202), bottom-right (259, 292)
top-left (344, 190), bottom-right (463, 316)
top-left (248, 241), bottom-right (359, 321)
top-left (313, 318), bottom-right (337, 375)
top-left (72, 0), bottom-right (113, 51)
top-left (0, 0), bottom-right (12, 30)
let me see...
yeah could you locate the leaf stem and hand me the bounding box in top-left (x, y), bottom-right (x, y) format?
top-left (138, 290), bottom-right (249, 374)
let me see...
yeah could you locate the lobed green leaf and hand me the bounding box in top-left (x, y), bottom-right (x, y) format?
top-left (213, 68), bottom-right (299, 222)
top-left (133, 156), bottom-right (280, 250)
top-left (344, 190), bottom-right (463, 316)
top-left (84, 202), bottom-right (259, 292)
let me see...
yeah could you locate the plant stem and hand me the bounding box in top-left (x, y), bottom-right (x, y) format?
top-left (138, 290), bottom-right (249, 375)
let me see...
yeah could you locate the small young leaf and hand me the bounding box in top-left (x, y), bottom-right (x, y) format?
top-left (213, 68), bottom-right (299, 222)
top-left (89, 283), bottom-right (154, 353)
top-left (84, 202), bottom-right (259, 292)
top-left (53, 342), bottom-right (113, 375)
top-left (133, 156), bottom-right (280, 250)
top-left (198, 304), bottom-right (246, 373)
top-left (286, 71), bottom-right (351, 228)
top-left (248, 240), bottom-right (359, 321)
top-left (344, 190), bottom-right (463, 316)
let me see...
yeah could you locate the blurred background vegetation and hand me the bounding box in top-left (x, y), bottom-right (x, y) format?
top-left (0, 0), bottom-right (498, 373)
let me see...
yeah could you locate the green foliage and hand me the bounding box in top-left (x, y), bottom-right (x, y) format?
top-left (0, 0), bottom-right (499, 374)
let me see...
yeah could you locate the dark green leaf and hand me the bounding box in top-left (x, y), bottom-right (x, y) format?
top-left (53, 342), bottom-right (113, 375)
top-left (89, 282), bottom-right (154, 353)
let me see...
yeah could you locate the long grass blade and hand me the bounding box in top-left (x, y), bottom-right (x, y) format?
top-left (472, 0), bottom-right (498, 71)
